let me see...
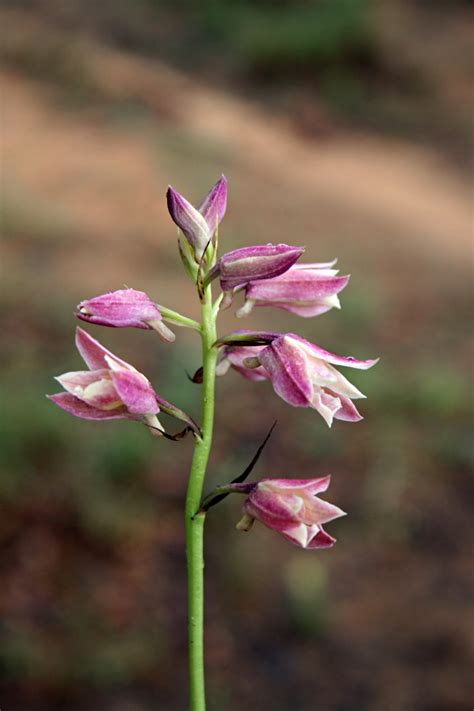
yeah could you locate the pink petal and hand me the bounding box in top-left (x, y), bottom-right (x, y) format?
top-left (244, 489), bottom-right (303, 529)
top-left (56, 370), bottom-right (122, 410)
top-left (259, 476), bottom-right (331, 494)
top-left (246, 273), bottom-right (349, 302)
top-left (310, 389), bottom-right (341, 427)
top-left (306, 526), bottom-right (337, 549)
top-left (167, 186), bottom-right (210, 256)
top-left (289, 334), bottom-right (379, 370)
top-left (333, 393), bottom-right (364, 422)
top-left (47, 393), bottom-right (130, 420)
top-left (259, 338), bottom-right (313, 407)
top-left (280, 523), bottom-right (312, 547)
top-left (198, 174), bottom-right (227, 231)
top-left (108, 364), bottom-right (159, 415)
top-left (218, 244), bottom-right (304, 290)
top-left (254, 301), bottom-right (336, 317)
top-left (75, 328), bottom-right (131, 371)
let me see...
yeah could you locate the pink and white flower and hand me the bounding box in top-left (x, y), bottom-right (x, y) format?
top-left (234, 477), bottom-right (345, 549)
top-left (217, 331), bottom-right (378, 427)
top-left (258, 333), bottom-right (378, 426)
top-left (48, 328), bottom-right (198, 434)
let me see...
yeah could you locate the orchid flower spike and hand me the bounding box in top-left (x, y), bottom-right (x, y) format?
top-left (206, 243), bottom-right (304, 294)
top-left (233, 477), bottom-right (345, 549)
top-left (48, 328), bottom-right (198, 435)
top-left (236, 261), bottom-right (350, 318)
top-left (167, 175), bottom-right (227, 259)
top-left (77, 289), bottom-right (175, 342)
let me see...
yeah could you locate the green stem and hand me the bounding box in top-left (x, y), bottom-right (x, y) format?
top-left (158, 305), bottom-right (201, 331)
top-left (185, 284), bottom-right (218, 711)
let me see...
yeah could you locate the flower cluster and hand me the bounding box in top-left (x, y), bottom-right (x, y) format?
top-left (49, 175), bottom-right (378, 549)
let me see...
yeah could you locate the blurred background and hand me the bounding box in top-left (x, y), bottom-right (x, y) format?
top-left (1, 1), bottom-right (472, 709)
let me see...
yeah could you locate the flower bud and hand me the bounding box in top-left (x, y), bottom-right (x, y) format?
top-left (77, 289), bottom-right (175, 342)
top-left (208, 243), bottom-right (304, 291)
top-left (167, 175), bottom-right (227, 259)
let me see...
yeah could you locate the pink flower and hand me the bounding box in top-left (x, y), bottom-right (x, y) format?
top-left (48, 328), bottom-right (198, 434)
top-left (216, 331), bottom-right (378, 427)
top-left (259, 334), bottom-right (378, 426)
top-left (234, 477), bottom-right (345, 549)
top-left (77, 289), bottom-right (175, 342)
top-left (236, 261), bottom-right (350, 318)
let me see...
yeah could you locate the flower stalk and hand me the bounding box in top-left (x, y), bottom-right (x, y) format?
top-left (184, 278), bottom-right (218, 711)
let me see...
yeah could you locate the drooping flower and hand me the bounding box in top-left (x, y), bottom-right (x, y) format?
top-left (233, 477), bottom-right (345, 549)
top-left (48, 328), bottom-right (198, 434)
top-left (77, 289), bottom-right (175, 342)
top-left (236, 261), bottom-right (350, 318)
top-left (206, 243), bottom-right (304, 293)
top-left (166, 175), bottom-right (227, 259)
top-left (258, 334), bottom-right (378, 426)
top-left (216, 331), bottom-right (378, 427)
